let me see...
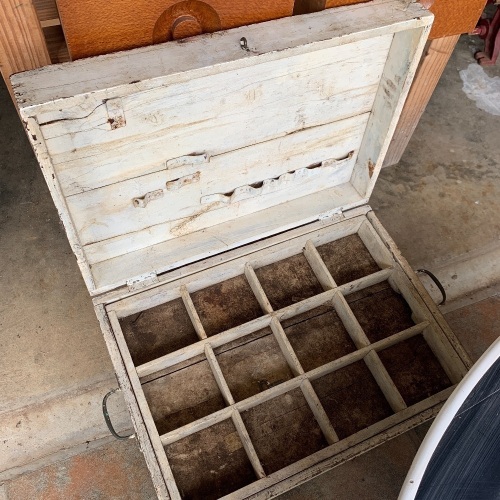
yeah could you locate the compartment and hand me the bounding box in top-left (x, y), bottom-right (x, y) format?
top-left (347, 281), bottom-right (416, 342)
top-left (377, 335), bottom-right (452, 406)
top-left (142, 358), bottom-right (226, 435)
top-left (165, 418), bottom-right (257, 500)
top-left (241, 388), bottom-right (328, 475)
top-left (316, 234), bottom-right (381, 285)
top-left (254, 253), bottom-right (324, 310)
top-left (311, 361), bottom-right (393, 439)
top-left (214, 327), bottom-right (294, 402)
top-left (283, 306), bottom-right (356, 372)
top-left (190, 275), bottom-right (263, 336)
top-left (120, 298), bottom-right (200, 366)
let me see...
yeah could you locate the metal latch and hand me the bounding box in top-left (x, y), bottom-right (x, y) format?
top-left (126, 271), bottom-right (159, 292)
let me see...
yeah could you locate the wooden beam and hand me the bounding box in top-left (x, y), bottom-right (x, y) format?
top-left (384, 34), bottom-right (460, 167)
top-left (0, 0), bottom-right (51, 104)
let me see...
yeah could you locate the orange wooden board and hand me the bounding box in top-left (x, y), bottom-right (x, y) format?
top-left (421, 0), bottom-right (487, 39)
top-left (56, 0), bottom-right (295, 59)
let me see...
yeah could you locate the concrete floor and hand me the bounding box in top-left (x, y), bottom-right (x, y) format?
top-left (1, 33), bottom-right (499, 499)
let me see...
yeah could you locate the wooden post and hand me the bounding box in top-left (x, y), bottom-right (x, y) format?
top-left (0, 0), bottom-right (51, 104)
top-left (383, 34), bottom-right (460, 167)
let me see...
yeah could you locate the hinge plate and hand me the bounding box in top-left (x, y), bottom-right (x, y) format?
top-left (126, 271), bottom-right (159, 292)
top-left (318, 208), bottom-right (344, 221)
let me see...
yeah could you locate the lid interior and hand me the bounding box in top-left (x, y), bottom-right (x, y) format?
top-left (12, 0), bottom-right (433, 295)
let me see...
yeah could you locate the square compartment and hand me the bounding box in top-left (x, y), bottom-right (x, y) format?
top-left (378, 335), bottom-right (452, 406)
top-left (347, 281), bottom-right (415, 343)
top-left (316, 234), bottom-right (380, 285)
top-left (165, 418), bottom-right (257, 500)
top-left (283, 306), bottom-right (356, 372)
top-left (215, 327), bottom-right (294, 402)
top-left (241, 388), bottom-right (328, 475)
top-left (311, 361), bottom-right (393, 439)
top-left (190, 275), bottom-right (263, 336)
top-left (254, 254), bottom-right (324, 310)
top-left (142, 358), bottom-right (226, 435)
top-left (120, 298), bottom-right (200, 366)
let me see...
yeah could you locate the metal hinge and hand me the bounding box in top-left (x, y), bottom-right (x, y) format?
top-left (126, 271), bottom-right (159, 292)
top-left (318, 208), bottom-right (344, 221)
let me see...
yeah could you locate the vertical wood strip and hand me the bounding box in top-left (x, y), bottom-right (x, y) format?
top-left (180, 285), bottom-right (207, 340)
top-left (244, 264), bottom-right (273, 314)
top-left (364, 350), bottom-right (407, 412)
top-left (422, 326), bottom-right (466, 384)
top-left (270, 317), bottom-right (304, 376)
top-left (204, 344), bottom-right (235, 405)
top-left (303, 240), bottom-right (337, 290)
top-left (108, 310), bottom-right (182, 500)
top-left (231, 410), bottom-right (267, 479)
top-left (94, 305), bottom-right (171, 499)
top-left (384, 35), bottom-right (460, 167)
top-left (301, 379), bottom-right (339, 445)
top-left (0, 0), bottom-right (51, 104)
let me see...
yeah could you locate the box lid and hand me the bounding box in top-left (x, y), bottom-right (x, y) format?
top-left (12, 0), bottom-right (432, 297)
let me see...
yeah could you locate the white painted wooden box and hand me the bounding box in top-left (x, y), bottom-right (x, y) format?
top-left (12, 1), bottom-right (472, 498)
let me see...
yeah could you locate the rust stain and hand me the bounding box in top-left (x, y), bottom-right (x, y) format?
top-left (368, 160), bottom-right (375, 178)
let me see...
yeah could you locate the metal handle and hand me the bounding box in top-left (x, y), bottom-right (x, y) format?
top-left (102, 388), bottom-right (135, 440)
top-left (416, 269), bottom-right (446, 305)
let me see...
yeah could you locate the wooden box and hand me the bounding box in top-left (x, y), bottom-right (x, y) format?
top-left (12, 2), bottom-right (472, 498)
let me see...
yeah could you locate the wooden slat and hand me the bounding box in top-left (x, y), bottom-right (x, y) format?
top-left (13, 1), bottom-right (433, 108)
top-left (90, 183), bottom-right (365, 294)
top-left (180, 285), bottom-right (206, 340)
top-left (331, 291), bottom-right (370, 348)
top-left (94, 305), bottom-right (171, 499)
top-left (106, 213), bottom-right (366, 314)
top-left (64, 110), bottom-right (365, 198)
top-left (364, 350), bottom-right (408, 412)
top-left (244, 264), bottom-right (273, 314)
top-left (356, 218), bottom-right (394, 269)
top-left (384, 35), bottom-right (460, 167)
top-left (108, 311), bottom-right (181, 500)
top-left (269, 317), bottom-right (305, 376)
top-left (231, 411), bottom-right (266, 479)
top-left (205, 344), bottom-right (235, 405)
top-left (366, 211), bottom-right (472, 370)
top-left (68, 149), bottom-right (356, 249)
top-left (300, 380), bottom-right (339, 445)
top-left (0, 0), bottom-right (50, 103)
top-left (307, 321), bottom-right (430, 381)
top-left (137, 315), bottom-right (272, 379)
top-left (351, 23), bottom-right (431, 198)
top-left (303, 240), bottom-right (337, 290)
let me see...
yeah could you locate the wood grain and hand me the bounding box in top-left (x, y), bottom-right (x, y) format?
top-left (56, 0), bottom-right (295, 59)
top-left (384, 35), bottom-right (460, 168)
top-left (0, 0), bottom-right (50, 103)
top-left (421, 0), bottom-right (487, 39)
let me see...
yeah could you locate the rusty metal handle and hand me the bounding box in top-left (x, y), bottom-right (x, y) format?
top-left (416, 269), bottom-right (446, 305)
top-left (102, 389), bottom-right (135, 440)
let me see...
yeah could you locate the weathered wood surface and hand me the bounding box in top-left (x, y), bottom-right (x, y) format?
top-left (13, 2), bottom-right (432, 294)
top-left (0, 0), bottom-right (50, 103)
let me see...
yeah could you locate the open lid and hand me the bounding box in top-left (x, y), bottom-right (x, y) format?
top-left (12, 0), bottom-right (432, 296)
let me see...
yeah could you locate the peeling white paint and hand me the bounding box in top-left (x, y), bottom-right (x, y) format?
top-left (460, 63), bottom-right (500, 116)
